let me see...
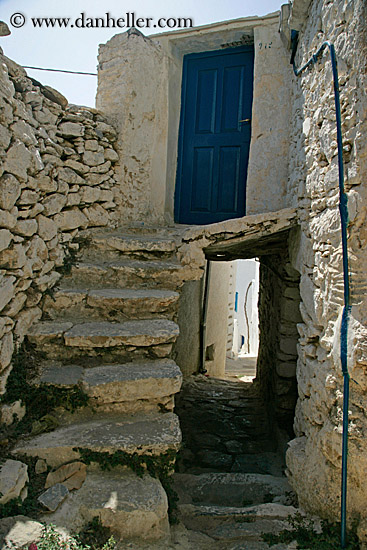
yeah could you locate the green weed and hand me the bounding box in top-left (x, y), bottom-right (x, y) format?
top-left (262, 512), bottom-right (360, 549)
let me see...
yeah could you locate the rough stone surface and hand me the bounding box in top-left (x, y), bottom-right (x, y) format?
top-left (13, 412), bottom-right (182, 467)
top-left (38, 483), bottom-right (69, 512)
top-left (43, 287), bottom-right (179, 320)
top-left (41, 469), bottom-right (169, 541)
top-left (176, 376), bottom-right (278, 473)
top-left (284, 0), bottom-right (367, 536)
top-left (0, 459), bottom-right (28, 504)
top-left (63, 319), bottom-right (179, 348)
top-left (0, 49), bottom-right (120, 402)
top-left (45, 461), bottom-right (87, 490)
top-left (0, 516), bottom-right (43, 550)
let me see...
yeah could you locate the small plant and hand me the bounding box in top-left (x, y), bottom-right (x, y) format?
top-left (78, 517), bottom-right (116, 550)
top-left (1, 341), bottom-right (89, 440)
top-left (28, 522), bottom-right (116, 550)
top-left (262, 512), bottom-right (360, 549)
top-left (56, 245), bottom-right (79, 276)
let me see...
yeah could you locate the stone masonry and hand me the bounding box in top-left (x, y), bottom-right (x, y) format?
top-left (1, 0), bottom-right (367, 545)
top-left (0, 48), bottom-right (119, 410)
top-left (284, 0), bottom-right (367, 541)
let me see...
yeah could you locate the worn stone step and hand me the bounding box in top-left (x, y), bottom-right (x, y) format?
top-left (13, 411), bottom-right (181, 468)
top-left (41, 468), bottom-right (170, 542)
top-left (83, 232), bottom-right (177, 260)
top-left (178, 502), bottom-right (298, 543)
top-left (35, 359), bottom-right (182, 413)
top-left (173, 473), bottom-right (295, 508)
top-left (27, 319), bottom-right (179, 360)
top-left (64, 259), bottom-right (195, 290)
top-left (43, 288), bottom-right (179, 321)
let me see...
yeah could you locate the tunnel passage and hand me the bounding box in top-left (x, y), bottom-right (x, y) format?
top-left (175, 227), bottom-right (301, 475)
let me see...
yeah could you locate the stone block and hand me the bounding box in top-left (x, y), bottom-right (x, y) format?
top-left (14, 218), bottom-right (38, 237)
top-left (0, 244), bottom-right (27, 269)
top-left (42, 193), bottom-right (67, 216)
top-left (0, 209), bottom-right (16, 229)
top-left (54, 208), bottom-right (88, 230)
top-left (41, 470), bottom-right (168, 541)
top-left (104, 148), bottom-right (119, 162)
top-left (85, 139), bottom-right (99, 151)
top-left (18, 190), bottom-right (40, 205)
top-left (0, 515), bottom-right (43, 550)
top-left (80, 186), bottom-right (101, 203)
top-left (24, 91), bottom-right (42, 107)
top-left (37, 215), bottom-right (58, 241)
top-left (3, 141), bottom-right (32, 181)
top-left (38, 483), bottom-right (69, 512)
top-left (45, 462), bottom-right (87, 490)
top-left (57, 167), bottom-right (85, 185)
top-left (0, 459), bottom-right (28, 504)
top-left (42, 85), bottom-right (68, 108)
top-left (0, 228), bottom-right (12, 251)
top-left (0, 123), bottom-right (11, 149)
top-left (13, 412), bottom-right (181, 468)
top-left (11, 120), bottom-right (37, 146)
top-left (14, 306), bottom-right (42, 340)
top-left (33, 175), bottom-right (58, 193)
top-left (0, 174), bottom-right (21, 211)
top-left (83, 204), bottom-right (109, 226)
top-left (4, 292), bottom-right (27, 317)
top-left (58, 122), bottom-right (85, 138)
top-left (64, 159), bottom-right (89, 175)
top-left (83, 150), bottom-right (105, 166)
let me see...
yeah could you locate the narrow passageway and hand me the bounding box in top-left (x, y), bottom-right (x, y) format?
top-left (171, 250), bottom-right (302, 548)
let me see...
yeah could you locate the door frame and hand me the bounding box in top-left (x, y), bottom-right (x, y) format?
top-left (174, 45), bottom-right (254, 224)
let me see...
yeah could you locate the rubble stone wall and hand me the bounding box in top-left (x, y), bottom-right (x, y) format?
top-left (285, 0), bottom-right (367, 537)
top-left (0, 49), bottom-right (119, 400)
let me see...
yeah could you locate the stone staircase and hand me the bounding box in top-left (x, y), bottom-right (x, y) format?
top-left (118, 472), bottom-right (305, 550)
top-left (12, 226), bottom-right (192, 543)
top-left (172, 472), bottom-right (300, 549)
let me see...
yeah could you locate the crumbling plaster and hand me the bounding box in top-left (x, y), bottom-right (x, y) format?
top-left (96, 12), bottom-right (292, 224)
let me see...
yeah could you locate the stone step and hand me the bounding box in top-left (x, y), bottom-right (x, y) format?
top-left (83, 232), bottom-right (177, 260)
top-left (64, 259), bottom-right (195, 290)
top-left (13, 411), bottom-right (181, 468)
top-left (178, 502), bottom-right (298, 543)
top-left (35, 359), bottom-right (182, 413)
top-left (43, 288), bottom-right (179, 321)
top-left (41, 469), bottom-right (170, 542)
top-left (173, 473), bottom-right (295, 508)
top-left (27, 319), bottom-right (179, 360)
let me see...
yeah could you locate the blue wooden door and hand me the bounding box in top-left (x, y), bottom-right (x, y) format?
top-left (175, 46), bottom-right (254, 225)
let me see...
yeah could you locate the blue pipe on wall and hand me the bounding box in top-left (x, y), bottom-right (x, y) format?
top-left (291, 36), bottom-right (351, 549)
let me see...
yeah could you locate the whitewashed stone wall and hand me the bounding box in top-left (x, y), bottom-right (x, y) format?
top-left (285, 0), bottom-right (367, 538)
top-left (0, 49), bottom-right (118, 399)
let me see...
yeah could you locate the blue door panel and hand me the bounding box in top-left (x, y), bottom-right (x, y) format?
top-left (221, 66), bottom-right (244, 133)
top-left (217, 146), bottom-right (240, 212)
top-left (175, 46), bottom-right (254, 225)
top-left (195, 70), bottom-right (217, 134)
top-left (191, 148), bottom-right (214, 212)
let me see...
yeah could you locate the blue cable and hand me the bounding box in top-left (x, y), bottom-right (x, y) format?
top-left (292, 40), bottom-right (350, 549)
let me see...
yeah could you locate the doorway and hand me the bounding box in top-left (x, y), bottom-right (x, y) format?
top-left (175, 46), bottom-right (254, 224)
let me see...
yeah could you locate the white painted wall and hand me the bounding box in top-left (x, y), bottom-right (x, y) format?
top-left (228, 259), bottom-right (260, 357)
top-left (96, 13), bottom-right (292, 225)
